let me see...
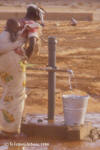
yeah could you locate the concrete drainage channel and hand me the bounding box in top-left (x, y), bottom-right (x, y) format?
top-left (0, 114), bottom-right (100, 142)
top-left (21, 114), bottom-right (92, 141)
top-left (0, 11), bottom-right (93, 21)
top-left (21, 114), bottom-right (100, 142)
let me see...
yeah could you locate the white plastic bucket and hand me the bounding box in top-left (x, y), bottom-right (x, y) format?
top-left (62, 94), bottom-right (89, 126)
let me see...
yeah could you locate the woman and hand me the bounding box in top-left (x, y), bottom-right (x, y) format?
top-left (0, 4), bottom-right (45, 136)
top-left (0, 19), bottom-right (24, 136)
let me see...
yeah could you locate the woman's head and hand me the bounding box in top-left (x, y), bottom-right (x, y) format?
top-left (6, 19), bottom-right (20, 42)
top-left (25, 4), bottom-right (45, 25)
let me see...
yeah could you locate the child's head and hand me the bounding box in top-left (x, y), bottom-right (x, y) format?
top-left (6, 19), bottom-right (20, 42)
top-left (6, 19), bottom-right (19, 34)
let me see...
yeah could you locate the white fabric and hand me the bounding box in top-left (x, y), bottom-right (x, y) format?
top-left (38, 8), bottom-right (45, 24)
top-left (19, 21), bottom-right (39, 39)
top-left (28, 32), bottom-right (38, 38)
top-left (23, 22), bottom-right (39, 31)
top-left (0, 31), bottom-right (22, 54)
top-left (0, 51), bottom-right (26, 133)
top-left (24, 23), bottom-right (39, 39)
top-left (27, 4), bottom-right (45, 24)
top-left (27, 4), bottom-right (37, 9)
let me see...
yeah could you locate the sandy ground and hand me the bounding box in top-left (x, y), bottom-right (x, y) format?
top-left (23, 20), bottom-right (100, 115)
top-left (0, 2), bottom-right (100, 117)
top-left (1, 20), bottom-right (100, 116)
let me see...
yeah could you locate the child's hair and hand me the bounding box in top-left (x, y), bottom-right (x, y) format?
top-left (6, 19), bottom-right (19, 42)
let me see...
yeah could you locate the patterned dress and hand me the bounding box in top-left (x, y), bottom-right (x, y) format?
top-left (0, 19), bottom-right (39, 133)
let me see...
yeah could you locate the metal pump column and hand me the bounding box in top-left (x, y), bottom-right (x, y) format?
top-left (48, 36), bottom-right (56, 121)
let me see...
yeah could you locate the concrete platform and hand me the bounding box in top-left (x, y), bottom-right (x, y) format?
top-left (21, 114), bottom-right (93, 141)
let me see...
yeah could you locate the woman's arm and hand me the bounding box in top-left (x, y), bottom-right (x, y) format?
top-left (25, 37), bottom-right (36, 58)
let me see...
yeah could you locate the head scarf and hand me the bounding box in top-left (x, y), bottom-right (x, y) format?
top-left (27, 4), bottom-right (45, 25)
